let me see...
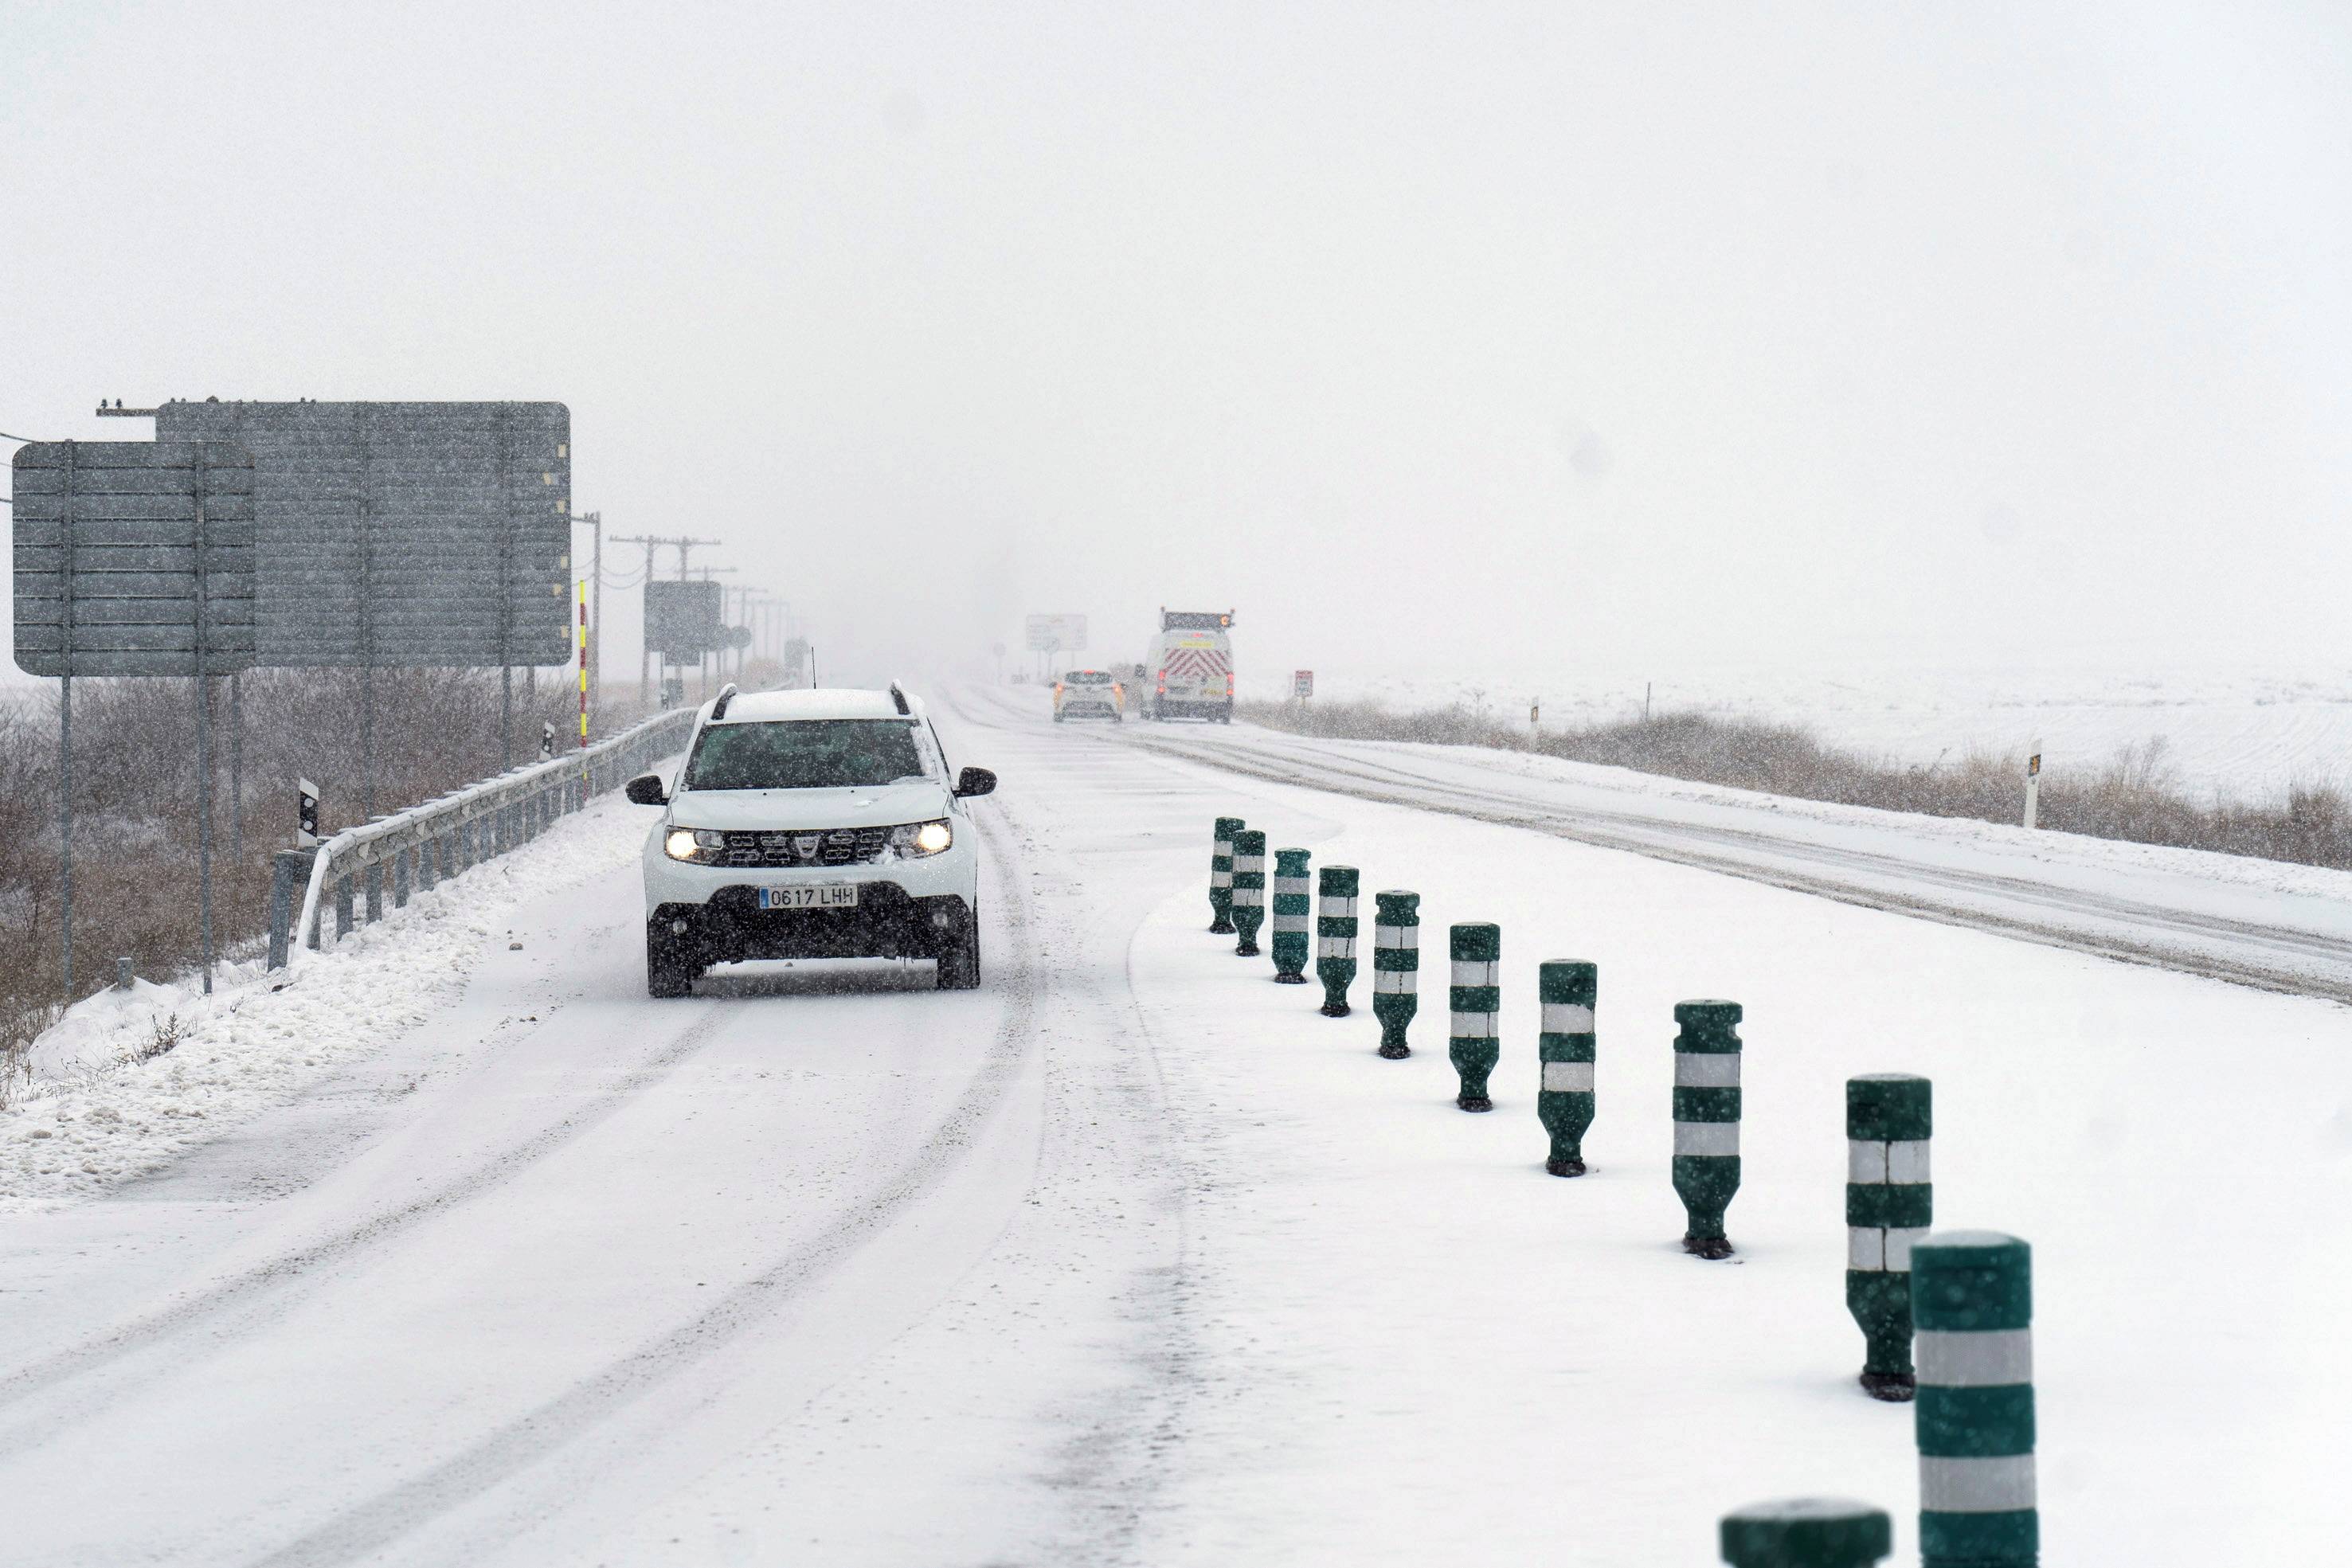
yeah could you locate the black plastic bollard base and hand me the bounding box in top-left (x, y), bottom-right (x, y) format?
top-left (1456, 1095), bottom-right (1493, 1112)
top-left (1378, 1042), bottom-right (1411, 1060)
top-left (1235, 941), bottom-right (1260, 956)
top-left (1859, 1371), bottom-right (1916, 1402)
top-left (1319, 1002), bottom-right (1351, 1018)
top-left (1210, 919), bottom-right (1234, 934)
top-left (1683, 1234), bottom-right (1736, 1261)
top-left (1273, 972), bottom-right (1308, 984)
top-left (1546, 1154), bottom-right (1587, 1177)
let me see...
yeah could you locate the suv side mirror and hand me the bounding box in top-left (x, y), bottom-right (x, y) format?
top-left (624, 772), bottom-right (668, 806)
top-left (953, 766), bottom-right (997, 799)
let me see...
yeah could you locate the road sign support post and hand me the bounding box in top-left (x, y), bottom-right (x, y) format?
top-left (1448, 923), bottom-right (1501, 1111)
top-left (1536, 960), bottom-right (1598, 1175)
top-left (2024, 740), bottom-right (2041, 831)
top-left (1371, 891), bottom-right (1420, 1057)
top-left (1673, 999), bottom-right (1744, 1259)
top-left (1914, 1233), bottom-right (2037, 1568)
top-left (1270, 848), bottom-right (1312, 981)
top-left (1848, 1074), bottom-right (1933, 1401)
top-left (1315, 865), bottom-right (1359, 1016)
top-left (192, 444), bottom-right (216, 994)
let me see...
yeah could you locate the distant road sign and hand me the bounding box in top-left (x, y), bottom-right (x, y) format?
top-left (11, 440), bottom-right (257, 676)
top-left (1293, 670), bottom-right (1314, 698)
top-left (1026, 612), bottom-right (1086, 652)
top-left (151, 400), bottom-right (571, 669)
top-left (645, 579), bottom-right (725, 663)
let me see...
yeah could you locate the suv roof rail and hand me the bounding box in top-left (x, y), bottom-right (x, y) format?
top-left (886, 681), bottom-right (912, 715)
top-left (710, 682), bottom-right (740, 721)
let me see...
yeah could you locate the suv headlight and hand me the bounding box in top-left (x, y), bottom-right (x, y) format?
top-left (664, 827), bottom-right (725, 862)
top-left (890, 819), bottom-right (953, 858)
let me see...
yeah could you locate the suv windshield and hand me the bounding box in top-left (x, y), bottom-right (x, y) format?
top-left (683, 720), bottom-right (928, 791)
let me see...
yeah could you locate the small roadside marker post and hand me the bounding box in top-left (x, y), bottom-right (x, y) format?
top-left (1371, 891), bottom-right (1420, 1058)
top-left (1720, 1499), bottom-right (1893, 1568)
top-left (1209, 816), bottom-right (1243, 933)
top-left (1315, 865), bottom-right (1360, 1015)
top-left (1448, 922), bottom-right (1501, 1111)
top-left (1914, 1232), bottom-right (2037, 1568)
top-left (1672, 999), bottom-right (1743, 1259)
top-left (1229, 831), bottom-right (1267, 956)
top-left (2023, 740), bottom-right (2041, 831)
top-left (1536, 960), bottom-right (1598, 1175)
top-left (1847, 1073), bottom-right (1933, 1400)
top-left (1270, 848), bottom-right (1313, 982)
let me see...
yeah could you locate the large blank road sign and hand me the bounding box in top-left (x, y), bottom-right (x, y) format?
top-left (12, 440), bottom-right (257, 677)
top-left (1026, 612), bottom-right (1086, 651)
top-left (645, 579), bottom-right (724, 663)
top-left (150, 400), bottom-right (571, 668)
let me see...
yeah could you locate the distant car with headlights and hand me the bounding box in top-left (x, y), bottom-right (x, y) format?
top-left (624, 683), bottom-right (997, 996)
top-left (1052, 669), bottom-right (1124, 722)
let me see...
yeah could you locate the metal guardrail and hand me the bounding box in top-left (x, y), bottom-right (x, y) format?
top-left (266, 706), bottom-right (700, 969)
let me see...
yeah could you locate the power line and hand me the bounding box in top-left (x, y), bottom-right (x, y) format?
top-left (2, 428), bottom-right (53, 444)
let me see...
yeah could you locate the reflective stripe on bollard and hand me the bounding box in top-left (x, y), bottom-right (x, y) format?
top-left (1271, 848), bottom-right (1313, 982)
top-left (1848, 1073), bottom-right (1932, 1401)
top-left (1315, 865), bottom-right (1360, 1017)
top-left (1673, 999), bottom-right (1743, 1260)
top-left (1371, 890), bottom-right (1420, 1059)
top-left (1536, 960), bottom-right (1598, 1175)
top-left (1447, 922), bottom-right (1501, 1111)
top-left (1229, 831), bottom-right (1267, 957)
top-left (1915, 1232), bottom-right (2037, 1568)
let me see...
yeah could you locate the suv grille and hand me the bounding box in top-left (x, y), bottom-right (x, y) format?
top-left (714, 827), bottom-right (891, 868)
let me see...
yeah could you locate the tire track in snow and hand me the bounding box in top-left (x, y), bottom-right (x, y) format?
top-left (244, 803), bottom-right (1043, 1568)
top-left (0, 1000), bottom-right (736, 1452)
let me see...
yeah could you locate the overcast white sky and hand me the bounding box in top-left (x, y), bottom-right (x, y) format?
top-left (6, 2), bottom-right (2350, 690)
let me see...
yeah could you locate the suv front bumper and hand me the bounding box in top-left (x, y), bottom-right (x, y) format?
top-left (651, 885), bottom-right (972, 964)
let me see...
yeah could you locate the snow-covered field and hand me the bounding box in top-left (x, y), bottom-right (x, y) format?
top-left (0, 688), bottom-right (2345, 1563)
top-left (1246, 663), bottom-right (2352, 804)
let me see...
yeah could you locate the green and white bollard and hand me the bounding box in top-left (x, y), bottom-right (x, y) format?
top-left (1720, 1499), bottom-right (1893, 1568)
top-left (1672, 999), bottom-right (1743, 1259)
top-left (1536, 960), bottom-right (1598, 1175)
top-left (1229, 830), bottom-right (1267, 957)
top-left (1914, 1232), bottom-right (2037, 1568)
top-left (1209, 816), bottom-right (1243, 934)
top-left (1848, 1073), bottom-right (1933, 1401)
top-left (1448, 922), bottom-right (1501, 1112)
top-left (1270, 848), bottom-right (1313, 983)
top-left (1371, 890), bottom-right (1420, 1058)
top-left (1315, 865), bottom-right (1360, 1016)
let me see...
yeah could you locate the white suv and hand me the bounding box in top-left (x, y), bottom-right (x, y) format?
top-left (625, 683), bottom-right (996, 995)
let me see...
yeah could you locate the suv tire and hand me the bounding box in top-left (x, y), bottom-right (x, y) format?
top-left (647, 926), bottom-right (698, 998)
top-left (935, 903), bottom-right (981, 991)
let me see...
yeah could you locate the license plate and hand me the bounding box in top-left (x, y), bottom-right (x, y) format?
top-left (758, 884), bottom-right (859, 911)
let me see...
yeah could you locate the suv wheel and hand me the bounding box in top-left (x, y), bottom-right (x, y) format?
top-left (647, 925), bottom-right (698, 998)
top-left (935, 903), bottom-right (981, 991)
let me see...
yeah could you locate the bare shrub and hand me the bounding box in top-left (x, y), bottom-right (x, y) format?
top-left (1242, 699), bottom-right (2352, 875)
top-left (124, 1012), bottom-right (188, 1066)
top-left (0, 669), bottom-right (654, 1054)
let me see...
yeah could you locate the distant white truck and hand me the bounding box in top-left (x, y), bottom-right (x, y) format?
top-left (1141, 608), bottom-right (1235, 723)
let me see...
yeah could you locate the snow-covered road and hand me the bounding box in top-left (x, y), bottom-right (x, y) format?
top-left (1117, 705), bottom-right (2352, 1003)
top-left (2, 687), bottom-right (2346, 1564)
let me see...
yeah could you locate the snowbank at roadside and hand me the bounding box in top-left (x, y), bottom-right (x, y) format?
top-left (0, 788), bottom-right (659, 1214)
